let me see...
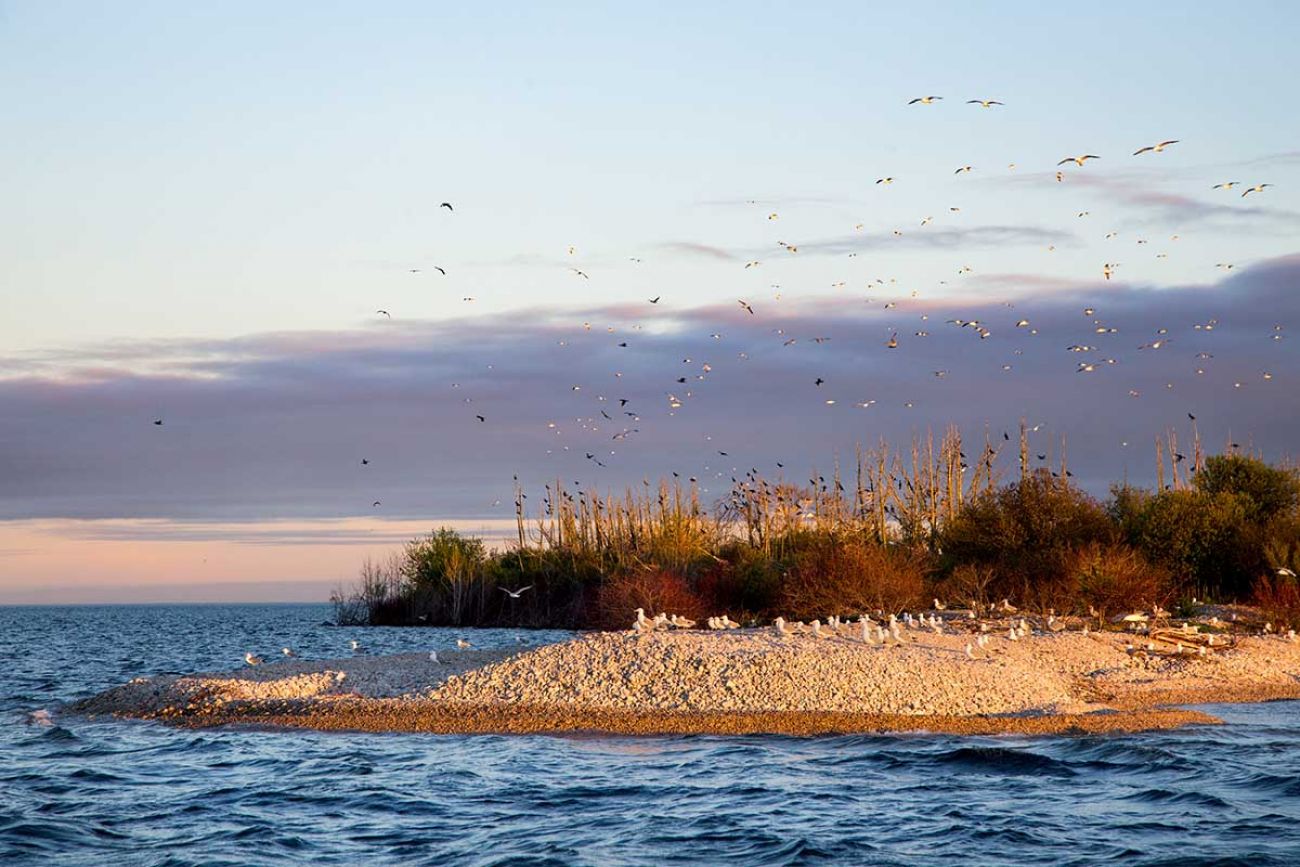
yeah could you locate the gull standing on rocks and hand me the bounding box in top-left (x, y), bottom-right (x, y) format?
top-left (244, 652), bottom-right (263, 666)
top-left (457, 638), bottom-right (473, 649)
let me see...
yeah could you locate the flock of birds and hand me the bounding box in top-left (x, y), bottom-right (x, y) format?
top-left (628, 597), bottom-right (1299, 662)
top-left (241, 631), bottom-right (522, 667)
top-left (144, 95), bottom-right (1287, 528)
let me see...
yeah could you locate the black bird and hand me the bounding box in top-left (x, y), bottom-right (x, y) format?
top-left (476, 415), bottom-right (486, 423)
top-left (1003, 432), bottom-right (1009, 441)
top-left (153, 419), bottom-right (163, 426)
top-left (1188, 413), bottom-right (1196, 421)
top-left (361, 458), bottom-right (370, 466)
top-left (440, 202), bottom-right (454, 211)
top-left (719, 451), bottom-right (729, 456)
top-left (677, 377), bottom-right (687, 383)
top-left (376, 309), bottom-right (391, 318)
top-left (435, 266), bottom-right (447, 276)
top-left (619, 399), bottom-right (629, 406)
top-left (815, 378), bottom-right (825, 386)
top-left (372, 501), bottom-right (382, 507)
top-left (1174, 453), bottom-right (1186, 463)
top-left (649, 296), bottom-right (660, 304)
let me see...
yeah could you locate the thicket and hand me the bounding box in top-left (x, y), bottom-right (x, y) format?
top-left (331, 427), bottom-right (1300, 629)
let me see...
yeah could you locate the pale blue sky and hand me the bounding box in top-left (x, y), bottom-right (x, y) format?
top-left (3, 1), bottom-right (1298, 353)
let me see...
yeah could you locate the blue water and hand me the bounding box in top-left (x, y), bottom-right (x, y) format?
top-left (2, 605), bottom-right (1299, 866)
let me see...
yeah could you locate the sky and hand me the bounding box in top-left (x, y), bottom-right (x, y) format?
top-left (2, 1), bottom-right (1298, 602)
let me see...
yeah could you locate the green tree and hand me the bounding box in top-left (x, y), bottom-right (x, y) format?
top-left (1194, 454), bottom-right (1300, 524)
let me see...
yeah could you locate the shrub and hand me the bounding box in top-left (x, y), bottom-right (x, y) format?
top-left (1195, 454), bottom-right (1300, 524)
top-left (592, 568), bottom-right (705, 630)
top-left (781, 537), bottom-right (927, 618)
top-left (696, 542), bottom-right (782, 620)
top-left (1069, 542), bottom-right (1172, 622)
top-left (939, 471), bottom-right (1115, 603)
top-left (939, 563), bottom-right (998, 614)
top-left (1252, 573), bottom-right (1300, 630)
top-left (1115, 488), bottom-right (1256, 599)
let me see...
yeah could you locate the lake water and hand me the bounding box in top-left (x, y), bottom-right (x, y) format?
top-left (2, 603), bottom-right (1299, 866)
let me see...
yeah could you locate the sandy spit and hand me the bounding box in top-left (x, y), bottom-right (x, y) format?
top-left (69, 626), bottom-right (1300, 737)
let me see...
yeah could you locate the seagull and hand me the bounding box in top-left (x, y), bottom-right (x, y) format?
top-left (456, 638), bottom-right (473, 649)
top-left (500, 585), bottom-right (534, 599)
top-left (244, 652), bottom-right (263, 666)
top-left (570, 268), bottom-right (590, 279)
top-left (1057, 154), bottom-right (1101, 167)
top-left (440, 202), bottom-right (454, 211)
top-left (349, 639), bottom-right (364, 652)
top-left (1133, 140), bottom-right (1179, 155)
top-left (1212, 181), bottom-right (1240, 190)
top-left (281, 647), bottom-right (295, 657)
top-left (966, 99), bottom-right (1003, 108)
top-left (875, 177), bottom-right (894, 185)
top-left (372, 500), bottom-right (382, 507)
top-left (1278, 567), bottom-right (1297, 578)
top-left (954, 165), bottom-right (973, 174)
top-left (738, 300), bottom-right (755, 315)
top-left (376, 309), bottom-right (391, 318)
top-left (908, 96), bottom-right (942, 104)
top-left (1242, 183), bottom-right (1273, 197)
top-left (429, 651), bottom-right (441, 664)
top-left (648, 296), bottom-right (661, 304)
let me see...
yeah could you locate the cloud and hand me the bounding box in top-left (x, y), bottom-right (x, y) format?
top-left (795, 225), bottom-right (1075, 255)
top-left (655, 241), bottom-right (737, 261)
top-left (0, 256), bottom-right (1297, 523)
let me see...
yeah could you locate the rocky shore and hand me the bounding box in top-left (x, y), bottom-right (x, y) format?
top-left (69, 622), bottom-right (1300, 736)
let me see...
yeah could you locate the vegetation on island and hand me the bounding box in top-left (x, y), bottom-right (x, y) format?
top-left (331, 424), bottom-right (1300, 630)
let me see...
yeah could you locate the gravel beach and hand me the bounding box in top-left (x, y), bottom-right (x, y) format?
top-left (70, 622), bottom-right (1300, 736)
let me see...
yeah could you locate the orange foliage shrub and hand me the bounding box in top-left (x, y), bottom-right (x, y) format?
top-left (592, 568), bottom-right (706, 629)
top-left (782, 538), bottom-right (927, 619)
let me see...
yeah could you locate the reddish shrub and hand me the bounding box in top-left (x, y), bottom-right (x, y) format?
top-left (1068, 542), bottom-right (1172, 621)
top-left (782, 538), bottom-right (928, 618)
top-left (592, 568), bottom-right (706, 630)
top-left (1252, 573), bottom-right (1300, 630)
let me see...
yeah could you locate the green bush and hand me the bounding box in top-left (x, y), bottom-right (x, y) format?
top-left (1194, 454), bottom-right (1300, 524)
top-left (939, 470), bottom-right (1115, 605)
top-left (1114, 488), bottom-right (1257, 598)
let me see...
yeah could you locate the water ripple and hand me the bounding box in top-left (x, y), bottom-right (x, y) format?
top-left (2, 603), bottom-right (1300, 865)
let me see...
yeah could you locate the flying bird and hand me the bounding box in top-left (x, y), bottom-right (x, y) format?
top-left (440, 202), bottom-right (454, 211)
top-left (648, 296), bottom-right (660, 304)
top-left (1133, 140), bottom-right (1179, 155)
top-left (153, 419), bottom-right (163, 426)
top-left (908, 96), bottom-right (942, 104)
top-left (738, 300), bottom-right (755, 315)
top-left (372, 500), bottom-right (382, 507)
top-left (875, 177), bottom-right (894, 185)
top-left (1242, 184), bottom-right (1273, 197)
top-left (1057, 154), bottom-right (1101, 167)
top-left (966, 99), bottom-right (1004, 108)
top-left (376, 310), bottom-right (391, 318)
top-left (1212, 181), bottom-right (1240, 190)
top-left (570, 268), bottom-right (590, 279)
top-left (500, 585), bottom-right (534, 599)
